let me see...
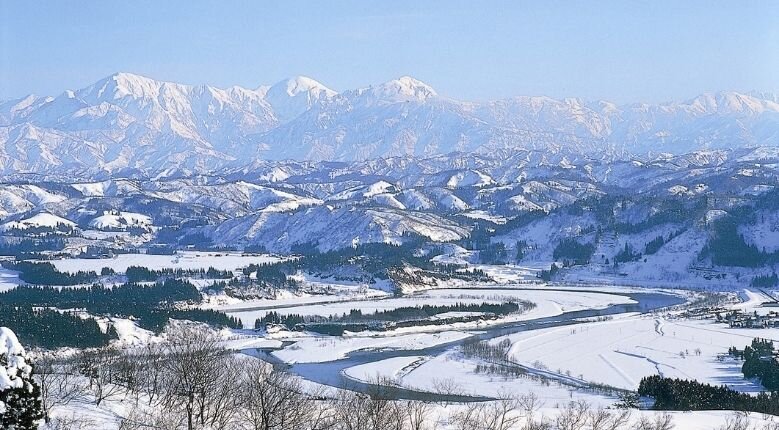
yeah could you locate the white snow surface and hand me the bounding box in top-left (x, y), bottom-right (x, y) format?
top-left (0, 212), bottom-right (75, 231)
top-left (48, 251), bottom-right (286, 274)
top-left (501, 315), bottom-right (779, 392)
top-left (0, 327), bottom-right (32, 393)
top-left (88, 211), bottom-right (152, 230)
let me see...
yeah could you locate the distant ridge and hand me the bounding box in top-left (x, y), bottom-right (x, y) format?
top-left (0, 72), bottom-right (777, 175)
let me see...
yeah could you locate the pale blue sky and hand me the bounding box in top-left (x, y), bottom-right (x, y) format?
top-left (1, 1), bottom-right (777, 103)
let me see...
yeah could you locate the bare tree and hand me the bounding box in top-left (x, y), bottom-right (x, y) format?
top-left (35, 354), bottom-right (87, 423)
top-left (449, 393), bottom-right (524, 430)
top-left (635, 413), bottom-right (675, 430)
top-left (77, 345), bottom-right (124, 406)
top-left (330, 378), bottom-right (410, 430)
top-left (138, 342), bottom-right (166, 406)
top-left (553, 401), bottom-right (589, 430)
top-left (404, 400), bottom-right (435, 430)
top-left (718, 414), bottom-right (754, 430)
top-left (158, 324), bottom-right (231, 430)
top-left (114, 349), bottom-right (145, 404)
top-left (45, 413), bottom-right (96, 430)
top-left (118, 407), bottom-right (188, 430)
top-left (200, 354), bottom-right (243, 430)
top-left (239, 360), bottom-right (334, 430)
top-left (587, 408), bottom-right (631, 430)
top-left (430, 378), bottom-right (464, 406)
top-left (517, 392), bottom-right (542, 425)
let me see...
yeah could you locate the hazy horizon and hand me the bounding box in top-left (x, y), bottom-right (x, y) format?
top-left (2, 1), bottom-right (777, 103)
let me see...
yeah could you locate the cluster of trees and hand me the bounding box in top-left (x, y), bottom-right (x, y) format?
top-left (2, 222), bottom-right (75, 237)
top-left (614, 243), bottom-right (641, 264)
top-left (553, 239), bottom-right (595, 266)
top-left (125, 265), bottom-right (232, 283)
top-left (751, 274), bottom-right (779, 289)
top-left (538, 263), bottom-right (560, 282)
top-left (460, 221), bottom-right (497, 251)
top-left (336, 302), bottom-right (525, 322)
top-left (2, 261), bottom-right (98, 285)
top-left (479, 242), bottom-right (508, 264)
top-left (703, 218), bottom-right (776, 267)
top-left (514, 240), bottom-right (529, 261)
top-left (138, 309), bottom-right (241, 333)
top-left (291, 240), bottom-right (481, 282)
top-left (387, 265), bottom-right (490, 289)
top-left (0, 279), bottom-right (240, 336)
top-left (644, 230), bottom-right (683, 255)
top-left (612, 198), bottom-right (694, 235)
top-left (24, 326), bottom-right (686, 430)
top-left (252, 241), bottom-right (490, 289)
top-left (0, 306), bottom-right (116, 348)
top-left (0, 279), bottom-right (201, 310)
top-left (462, 337), bottom-right (512, 364)
top-left (0, 238), bottom-right (65, 259)
top-left (241, 263), bottom-right (297, 287)
top-left (739, 338), bottom-right (779, 391)
top-left (256, 301), bottom-right (531, 334)
top-left (638, 375), bottom-right (779, 415)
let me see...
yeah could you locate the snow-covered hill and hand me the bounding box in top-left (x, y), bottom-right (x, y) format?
top-left (0, 147), bottom-right (778, 284)
top-left (0, 212), bottom-right (76, 232)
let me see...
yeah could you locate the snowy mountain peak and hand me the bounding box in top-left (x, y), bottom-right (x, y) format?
top-left (356, 76), bottom-right (438, 105)
top-left (2, 72), bottom-right (779, 174)
top-left (264, 76), bottom-right (337, 122)
top-left (685, 91), bottom-right (778, 115)
top-left (81, 72), bottom-right (169, 101)
top-left (269, 76), bottom-right (336, 98)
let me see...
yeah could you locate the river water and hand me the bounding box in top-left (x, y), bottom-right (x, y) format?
top-left (247, 288), bottom-right (685, 402)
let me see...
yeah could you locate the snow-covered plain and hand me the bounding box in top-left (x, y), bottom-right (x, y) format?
top-left (343, 351), bottom-right (617, 407)
top-left (500, 315), bottom-right (779, 393)
top-left (272, 331), bottom-right (472, 364)
top-left (48, 251), bottom-right (286, 274)
top-left (22, 279), bottom-right (779, 429)
top-left (223, 287), bottom-right (635, 328)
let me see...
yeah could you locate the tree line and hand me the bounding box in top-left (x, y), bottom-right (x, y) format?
top-left (730, 338), bottom-right (779, 391)
top-left (0, 279), bottom-right (240, 338)
top-left (638, 375), bottom-right (779, 416)
top-left (2, 261), bottom-right (98, 285)
top-left (256, 301), bottom-right (531, 334)
top-left (125, 265), bottom-right (233, 282)
top-left (0, 306), bottom-right (116, 349)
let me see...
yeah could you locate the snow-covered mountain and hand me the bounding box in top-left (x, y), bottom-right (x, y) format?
top-left (1, 72), bottom-right (778, 175)
top-left (2, 146), bottom-right (779, 286)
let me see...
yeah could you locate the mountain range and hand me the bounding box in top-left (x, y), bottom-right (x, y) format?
top-left (1, 72), bottom-right (778, 176)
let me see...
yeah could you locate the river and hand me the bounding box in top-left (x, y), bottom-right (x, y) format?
top-left (246, 288), bottom-right (685, 402)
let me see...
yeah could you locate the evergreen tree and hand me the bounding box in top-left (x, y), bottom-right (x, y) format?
top-left (0, 327), bottom-right (43, 429)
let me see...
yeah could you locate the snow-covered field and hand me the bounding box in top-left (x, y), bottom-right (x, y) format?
top-left (223, 287), bottom-right (635, 328)
top-left (343, 351), bottom-right (618, 407)
top-left (272, 331), bottom-right (472, 363)
top-left (499, 315), bottom-right (779, 393)
top-left (48, 251), bottom-right (286, 273)
top-left (23, 279), bottom-right (779, 429)
top-left (4, 249), bottom-right (775, 428)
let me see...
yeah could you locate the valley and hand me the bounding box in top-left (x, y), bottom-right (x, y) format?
top-left (2, 147), bottom-right (779, 428)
